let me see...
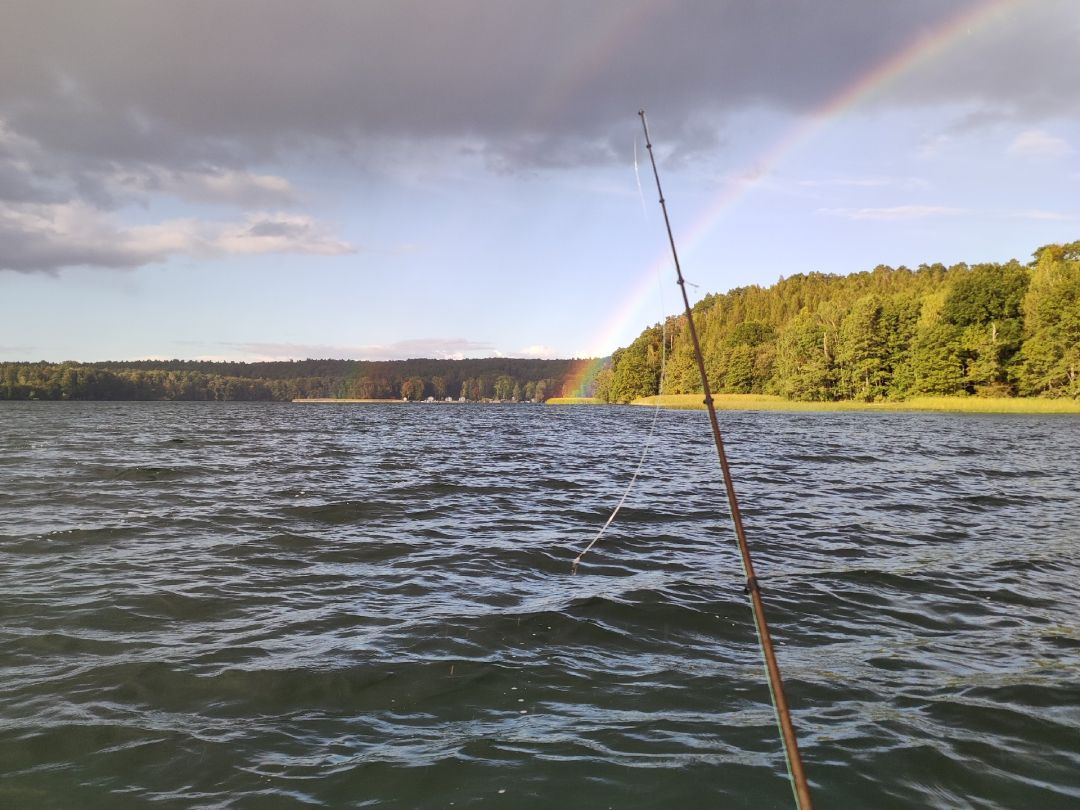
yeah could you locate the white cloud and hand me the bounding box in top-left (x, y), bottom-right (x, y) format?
top-left (0, 203), bottom-right (198, 272)
top-left (223, 338), bottom-right (499, 361)
top-left (818, 205), bottom-right (967, 221)
top-left (117, 167), bottom-right (298, 207)
top-left (515, 344), bottom-right (557, 358)
top-left (216, 213), bottom-right (353, 256)
top-left (0, 202), bottom-right (354, 273)
top-left (1006, 129), bottom-right (1072, 159)
top-left (1, 119), bottom-right (348, 273)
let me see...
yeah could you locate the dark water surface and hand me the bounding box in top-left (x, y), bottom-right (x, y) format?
top-left (2, 402), bottom-right (1078, 809)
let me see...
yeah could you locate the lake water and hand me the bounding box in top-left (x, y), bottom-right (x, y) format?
top-left (1, 402), bottom-right (1078, 809)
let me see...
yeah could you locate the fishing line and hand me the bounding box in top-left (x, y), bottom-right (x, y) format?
top-left (633, 137), bottom-right (649, 219)
top-left (571, 140), bottom-right (668, 574)
top-left (571, 324), bottom-right (665, 573)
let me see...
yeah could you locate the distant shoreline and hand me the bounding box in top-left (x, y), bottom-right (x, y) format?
top-left (293, 398), bottom-right (409, 404)
top-left (291, 398), bottom-right (542, 404)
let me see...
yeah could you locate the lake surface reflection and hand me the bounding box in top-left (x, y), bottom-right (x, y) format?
top-left (1, 402), bottom-right (1078, 808)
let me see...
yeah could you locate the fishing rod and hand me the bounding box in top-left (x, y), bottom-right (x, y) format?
top-left (637, 109), bottom-right (814, 810)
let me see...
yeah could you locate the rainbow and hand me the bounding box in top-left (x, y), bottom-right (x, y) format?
top-left (561, 0), bottom-right (1020, 397)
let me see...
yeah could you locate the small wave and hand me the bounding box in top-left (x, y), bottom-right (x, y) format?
top-left (107, 465), bottom-right (194, 482)
top-left (285, 500), bottom-right (399, 523)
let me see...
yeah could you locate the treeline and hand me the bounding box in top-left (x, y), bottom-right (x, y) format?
top-left (598, 240), bottom-right (1080, 402)
top-left (0, 357), bottom-right (594, 402)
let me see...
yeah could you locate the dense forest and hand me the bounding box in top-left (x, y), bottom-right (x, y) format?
top-left (5, 241), bottom-right (1076, 404)
top-left (0, 357), bottom-right (592, 402)
top-left (597, 241), bottom-right (1080, 402)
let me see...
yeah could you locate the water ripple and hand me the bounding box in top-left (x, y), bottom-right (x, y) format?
top-left (1, 402), bottom-right (1078, 808)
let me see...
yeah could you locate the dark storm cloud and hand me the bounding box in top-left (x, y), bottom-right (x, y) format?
top-left (0, 163), bottom-right (57, 204)
top-left (2, 0), bottom-right (1077, 274)
top-left (1, 0), bottom-right (1075, 171)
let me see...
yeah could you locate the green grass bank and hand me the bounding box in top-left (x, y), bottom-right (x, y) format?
top-left (545, 397), bottom-right (603, 405)
top-left (627, 393), bottom-right (1080, 414)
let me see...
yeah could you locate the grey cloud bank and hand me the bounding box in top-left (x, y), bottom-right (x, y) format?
top-left (1, 0), bottom-right (1078, 274)
top-left (3, 1), bottom-right (1076, 166)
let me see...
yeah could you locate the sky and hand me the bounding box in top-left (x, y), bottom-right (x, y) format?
top-left (1, 0), bottom-right (1079, 363)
